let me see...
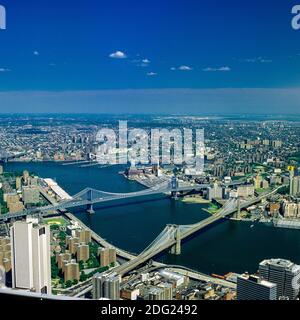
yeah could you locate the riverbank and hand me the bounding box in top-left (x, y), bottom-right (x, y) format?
top-left (5, 161), bottom-right (300, 276)
top-left (181, 195), bottom-right (211, 204)
top-left (203, 203), bottom-right (222, 215)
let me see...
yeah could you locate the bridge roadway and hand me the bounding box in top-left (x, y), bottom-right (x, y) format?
top-left (0, 151), bottom-right (26, 162)
top-left (112, 186), bottom-right (282, 276)
top-left (0, 175), bottom-right (248, 222)
top-left (0, 182), bottom-right (210, 221)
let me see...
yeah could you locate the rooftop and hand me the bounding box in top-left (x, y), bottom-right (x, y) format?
top-left (239, 273), bottom-right (276, 289)
top-left (259, 258), bottom-right (300, 272)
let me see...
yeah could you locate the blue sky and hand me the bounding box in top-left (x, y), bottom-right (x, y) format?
top-left (0, 0), bottom-right (300, 113)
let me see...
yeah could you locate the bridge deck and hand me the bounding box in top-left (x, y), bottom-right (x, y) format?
top-left (113, 187), bottom-right (282, 276)
top-left (0, 183), bottom-right (209, 221)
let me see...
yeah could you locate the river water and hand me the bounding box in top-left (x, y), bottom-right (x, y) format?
top-left (4, 162), bottom-right (300, 276)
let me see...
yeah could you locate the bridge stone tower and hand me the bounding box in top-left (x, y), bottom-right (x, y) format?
top-left (170, 176), bottom-right (179, 199)
top-left (0, 149), bottom-right (9, 163)
top-left (170, 225), bottom-right (181, 255)
top-left (237, 197), bottom-right (241, 219)
top-left (86, 189), bottom-right (95, 214)
top-left (233, 197), bottom-right (241, 219)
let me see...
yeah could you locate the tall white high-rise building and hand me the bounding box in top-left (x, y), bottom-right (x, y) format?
top-left (93, 272), bottom-right (120, 300)
top-left (0, 265), bottom-right (5, 288)
top-left (207, 182), bottom-right (223, 200)
top-left (11, 221), bottom-right (51, 294)
top-left (290, 172), bottom-right (300, 197)
top-left (259, 258), bottom-right (300, 300)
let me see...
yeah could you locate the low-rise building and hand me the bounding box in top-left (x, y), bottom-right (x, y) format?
top-left (158, 270), bottom-right (187, 288)
top-left (121, 288), bottom-right (140, 300)
top-left (237, 185), bottom-right (255, 198)
top-left (8, 201), bottom-right (24, 213)
top-left (22, 186), bottom-right (40, 205)
top-left (268, 202), bottom-right (281, 216)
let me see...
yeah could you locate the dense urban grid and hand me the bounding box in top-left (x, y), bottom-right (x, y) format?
top-left (0, 114), bottom-right (300, 300)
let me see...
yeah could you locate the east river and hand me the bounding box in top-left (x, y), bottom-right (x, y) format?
top-left (4, 162), bottom-right (300, 276)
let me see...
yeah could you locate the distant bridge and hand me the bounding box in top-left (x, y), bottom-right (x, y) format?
top-left (0, 175), bottom-right (268, 223)
top-left (0, 179), bottom-right (210, 221)
top-left (0, 149), bottom-right (26, 162)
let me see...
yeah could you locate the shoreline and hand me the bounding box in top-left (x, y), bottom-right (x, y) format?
top-left (43, 177), bottom-right (236, 289)
top-left (181, 196), bottom-right (211, 204)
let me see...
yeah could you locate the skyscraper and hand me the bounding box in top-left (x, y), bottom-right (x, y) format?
top-left (207, 182), bottom-right (223, 200)
top-left (237, 273), bottom-right (277, 300)
top-left (0, 265), bottom-right (5, 288)
top-left (259, 259), bottom-right (300, 300)
top-left (10, 221), bottom-right (51, 294)
top-left (93, 272), bottom-right (120, 300)
top-left (290, 174), bottom-right (300, 197)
